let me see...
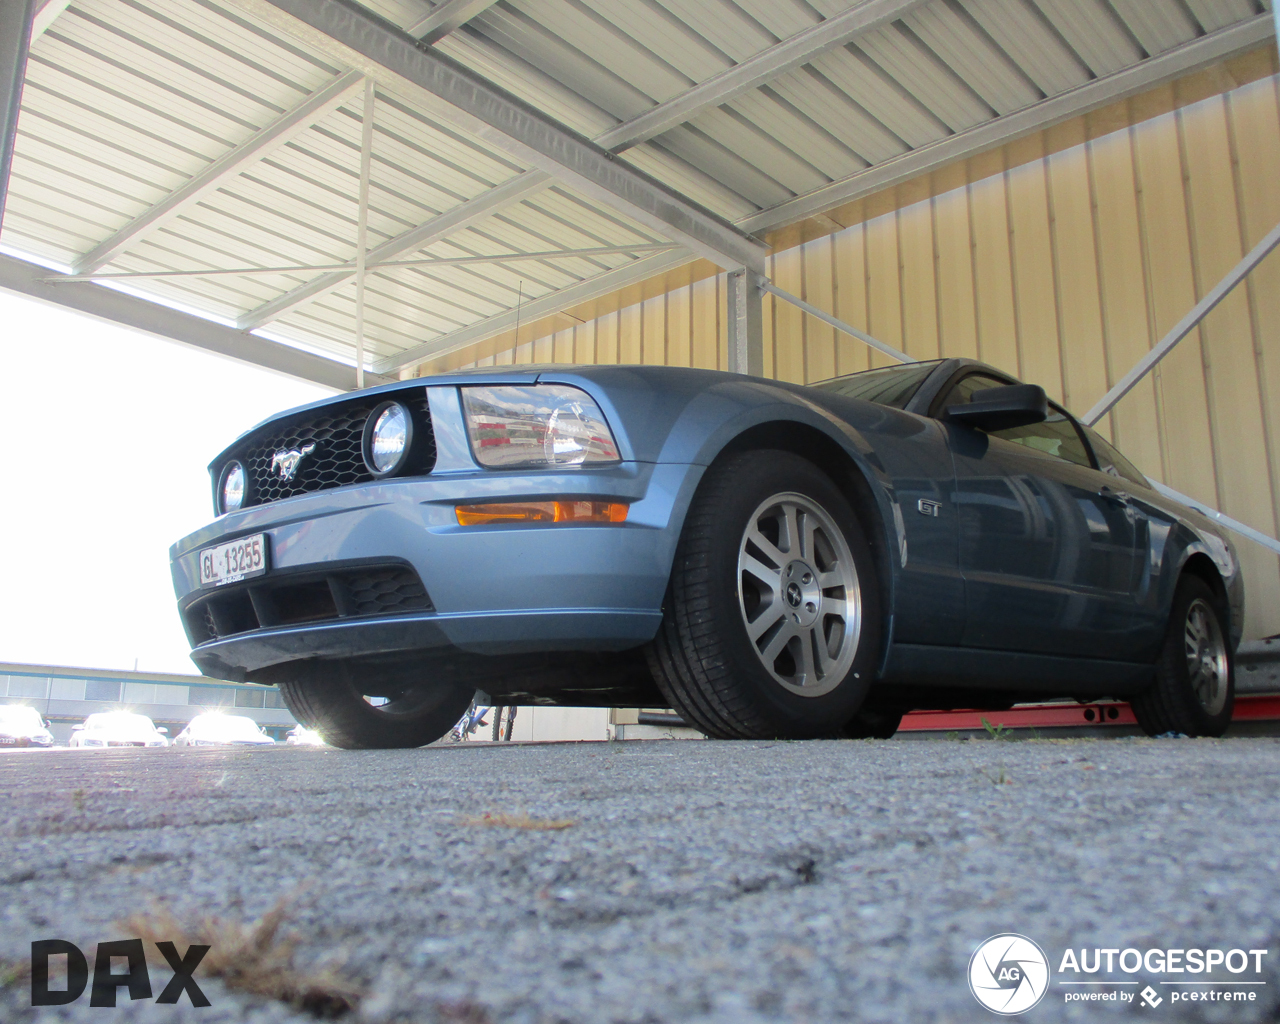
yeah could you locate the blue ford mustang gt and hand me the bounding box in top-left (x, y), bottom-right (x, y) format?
top-left (170, 359), bottom-right (1242, 747)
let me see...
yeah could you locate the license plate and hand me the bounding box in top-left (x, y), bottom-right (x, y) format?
top-left (199, 534), bottom-right (267, 587)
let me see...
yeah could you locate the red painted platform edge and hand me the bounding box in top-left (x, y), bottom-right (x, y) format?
top-left (898, 694), bottom-right (1280, 732)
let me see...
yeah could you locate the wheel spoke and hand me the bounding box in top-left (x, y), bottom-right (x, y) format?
top-left (797, 627), bottom-right (818, 684)
top-left (799, 513), bottom-right (819, 564)
top-left (747, 525), bottom-right (787, 568)
top-left (780, 504), bottom-right (799, 556)
top-left (740, 552), bottom-right (782, 590)
top-left (760, 621), bottom-right (797, 666)
top-left (746, 601), bottom-right (786, 642)
top-left (814, 625), bottom-right (838, 673)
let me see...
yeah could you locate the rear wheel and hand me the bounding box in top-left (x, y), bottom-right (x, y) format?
top-left (277, 661), bottom-right (473, 749)
top-left (1131, 575), bottom-right (1233, 738)
top-left (646, 450), bottom-right (881, 739)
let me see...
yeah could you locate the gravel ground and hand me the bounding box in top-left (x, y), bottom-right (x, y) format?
top-left (1, 736), bottom-right (1278, 1023)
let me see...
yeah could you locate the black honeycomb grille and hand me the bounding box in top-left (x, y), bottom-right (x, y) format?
top-left (235, 397), bottom-right (434, 508)
top-left (339, 568), bottom-right (433, 615)
top-left (184, 563), bottom-right (434, 643)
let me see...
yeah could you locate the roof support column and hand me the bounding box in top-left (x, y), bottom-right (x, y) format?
top-left (727, 270), bottom-right (764, 378)
top-left (0, 0), bottom-right (36, 232)
top-left (354, 78), bottom-right (374, 390)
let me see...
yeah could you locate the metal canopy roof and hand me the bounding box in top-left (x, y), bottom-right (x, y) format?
top-left (0, 0), bottom-right (1272, 388)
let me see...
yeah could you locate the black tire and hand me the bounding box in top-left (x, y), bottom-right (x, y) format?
top-left (276, 661), bottom-right (473, 749)
top-left (646, 450), bottom-right (882, 739)
top-left (841, 707), bottom-right (903, 739)
top-left (1131, 575), bottom-right (1234, 738)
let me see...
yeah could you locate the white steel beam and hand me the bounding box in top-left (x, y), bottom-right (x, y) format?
top-left (0, 0), bottom-right (36, 233)
top-left (0, 252), bottom-right (389, 391)
top-left (761, 279), bottom-right (911, 364)
top-left (1084, 220), bottom-right (1280, 426)
top-left (1151, 481), bottom-right (1280, 557)
top-left (740, 15), bottom-right (1276, 234)
top-left (52, 245), bottom-right (679, 280)
top-left (594, 0), bottom-right (928, 152)
top-left (407, 0), bottom-right (500, 44)
top-left (239, 0), bottom-right (768, 274)
top-left (29, 0), bottom-right (72, 43)
top-left (236, 168), bottom-right (551, 329)
top-left (71, 70), bottom-right (366, 275)
top-left (372, 249), bottom-right (694, 373)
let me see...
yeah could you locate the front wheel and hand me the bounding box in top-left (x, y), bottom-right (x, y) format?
top-left (277, 661), bottom-right (474, 749)
top-left (647, 450), bottom-right (882, 739)
top-left (1130, 576), bottom-right (1234, 738)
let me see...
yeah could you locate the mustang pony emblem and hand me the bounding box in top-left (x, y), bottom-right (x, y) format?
top-left (271, 443), bottom-right (316, 482)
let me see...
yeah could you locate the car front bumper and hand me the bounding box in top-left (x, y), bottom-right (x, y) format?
top-left (171, 456), bottom-right (702, 681)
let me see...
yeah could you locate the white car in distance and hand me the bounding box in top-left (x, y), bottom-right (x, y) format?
top-left (285, 725), bottom-right (326, 746)
top-left (70, 712), bottom-right (169, 748)
top-left (0, 705), bottom-right (55, 748)
top-left (173, 713), bottom-right (276, 747)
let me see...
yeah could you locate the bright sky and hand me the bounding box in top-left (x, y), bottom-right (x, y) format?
top-left (0, 290), bottom-right (333, 675)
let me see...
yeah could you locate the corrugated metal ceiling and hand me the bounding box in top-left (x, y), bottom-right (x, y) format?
top-left (0, 0), bottom-right (1270, 377)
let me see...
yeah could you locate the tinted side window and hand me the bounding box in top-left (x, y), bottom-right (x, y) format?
top-left (942, 374), bottom-right (1092, 468)
top-left (1084, 427), bottom-right (1149, 488)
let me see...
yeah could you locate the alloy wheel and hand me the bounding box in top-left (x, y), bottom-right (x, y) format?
top-left (736, 491), bottom-right (861, 697)
top-left (1184, 597), bottom-right (1228, 715)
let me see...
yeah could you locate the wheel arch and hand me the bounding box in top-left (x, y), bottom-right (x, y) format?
top-left (1179, 551), bottom-right (1230, 620)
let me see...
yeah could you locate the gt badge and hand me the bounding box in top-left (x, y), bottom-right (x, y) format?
top-left (917, 499), bottom-right (942, 517)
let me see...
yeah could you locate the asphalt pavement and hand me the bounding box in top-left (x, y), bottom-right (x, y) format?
top-left (1, 736), bottom-right (1277, 1023)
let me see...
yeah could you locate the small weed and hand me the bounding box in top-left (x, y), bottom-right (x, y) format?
top-left (119, 897), bottom-right (360, 1017)
top-left (945, 731), bottom-right (960, 741)
top-left (978, 764), bottom-right (1013, 786)
top-left (981, 718), bottom-right (1012, 741)
top-left (71, 788), bottom-right (86, 812)
top-left (459, 811), bottom-right (575, 831)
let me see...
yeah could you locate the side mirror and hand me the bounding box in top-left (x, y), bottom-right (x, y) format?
top-left (157, 727), bottom-right (169, 735)
top-left (72, 724), bottom-right (85, 731)
top-left (947, 384), bottom-right (1048, 432)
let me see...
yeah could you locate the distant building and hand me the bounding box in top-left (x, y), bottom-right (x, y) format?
top-left (0, 662), bottom-right (296, 743)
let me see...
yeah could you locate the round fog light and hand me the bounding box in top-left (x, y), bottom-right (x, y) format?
top-left (219, 461), bottom-right (246, 514)
top-left (363, 401), bottom-right (413, 477)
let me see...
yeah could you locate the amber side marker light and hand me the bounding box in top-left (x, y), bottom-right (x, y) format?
top-left (456, 500), bottom-right (629, 525)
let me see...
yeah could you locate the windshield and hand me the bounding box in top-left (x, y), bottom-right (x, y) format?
top-left (84, 712), bottom-right (157, 736)
top-left (810, 361), bottom-right (941, 409)
top-left (190, 715), bottom-right (266, 739)
top-left (0, 706), bottom-right (44, 730)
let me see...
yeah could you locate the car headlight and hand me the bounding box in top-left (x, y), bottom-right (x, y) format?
top-left (218, 460), bottom-right (247, 515)
top-left (362, 400), bottom-right (414, 477)
top-left (461, 385), bottom-right (620, 468)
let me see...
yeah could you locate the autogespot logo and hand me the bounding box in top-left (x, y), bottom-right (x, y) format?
top-left (970, 934), bottom-right (1051, 1014)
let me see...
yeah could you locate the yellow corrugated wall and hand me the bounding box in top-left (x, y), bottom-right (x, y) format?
top-left (445, 59), bottom-right (1280, 639)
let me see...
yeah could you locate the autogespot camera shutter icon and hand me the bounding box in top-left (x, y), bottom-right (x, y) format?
top-left (969, 933), bottom-right (1051, 1014)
